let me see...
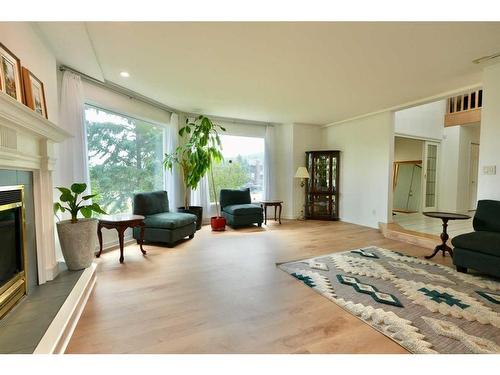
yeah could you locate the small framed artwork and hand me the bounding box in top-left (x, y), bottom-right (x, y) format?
top-left (0, 43), bottom-right (24, 103)
top-left (21, 67), bottom-right (48, 119)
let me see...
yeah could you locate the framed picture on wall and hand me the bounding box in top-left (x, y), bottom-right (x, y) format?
top-left (21, 67), bottom-right (48, 119)
top-left (0, 43), bottom-right (24, 103)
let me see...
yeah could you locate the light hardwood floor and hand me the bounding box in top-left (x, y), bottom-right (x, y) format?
top-left (393, 212), bottom-right (474, 239)
top-left (66, 220), bottom-right (454, 354)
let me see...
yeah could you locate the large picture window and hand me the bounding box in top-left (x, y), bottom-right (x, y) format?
top-left (210, 135), bottom-right (265, 202)
top-left (85, 105), bottom-right (164, 214)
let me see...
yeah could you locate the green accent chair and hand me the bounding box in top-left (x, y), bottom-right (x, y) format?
top-left (132, 191), bottom-right (196, 247)
top-left (451, 200), bottom-right (500, 278)
top-left (220, 188), bottom-right (263, 228)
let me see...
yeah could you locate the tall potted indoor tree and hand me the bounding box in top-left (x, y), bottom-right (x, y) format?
top-left (209, 158), bottom-right (226, 231)
top-left (164, 140), bottom-right (202, 228)
top-left (54, 183), bottom-right (107, 270)
top-left (164, 115), bottom-right (226, 230)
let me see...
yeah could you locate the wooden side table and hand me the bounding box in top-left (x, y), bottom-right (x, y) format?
top-left (97, 214), bottom-right (147, 263)
top-left (422, 211), bottom-right (471, 259)
top-left (260, 200), bottom-right (283, 225)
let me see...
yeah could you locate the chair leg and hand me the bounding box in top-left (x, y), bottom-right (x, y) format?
top-left (456, 266), bottom-right (467, 273)
top-left (258, 223), bottom-right (262, 227)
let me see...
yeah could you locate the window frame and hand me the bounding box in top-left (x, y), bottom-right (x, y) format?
top-left (209, 133), bottom-right (266, 204)
top-left (83, 102), bottom-right (168, 214)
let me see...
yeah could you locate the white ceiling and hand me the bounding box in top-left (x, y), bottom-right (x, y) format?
top-left (37, 22), bottom-right (500, 125)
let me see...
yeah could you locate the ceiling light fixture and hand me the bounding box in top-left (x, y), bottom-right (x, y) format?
top-left (120, 71), bottom-right (130, 78)
top-left (472, 52), bottom-right (500, 65)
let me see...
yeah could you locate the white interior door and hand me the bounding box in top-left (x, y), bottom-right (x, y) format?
top-left (468, 143), bottom-right (480, 210)
top-left (422, 141), bottom-right (439, 211)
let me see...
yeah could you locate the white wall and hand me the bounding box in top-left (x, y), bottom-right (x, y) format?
top-left (271, 123), bottom-right (324, 219)
top-left (273, 123), bottom-right (294, 218)
top-left (394, 100), bottom-right (446, 141)
top-left (438, 126), bottom-right (460, 211)
top-left (457, 124), bottom-right (480, 211)
top-left (478, 63), bottom-right (500, 201)
top-left (394, 137), bottom-right (423, 161)
top-left (0, 23), bottom-right (58, 124)
top-left (322, 112), bottom-right (394, 228)
top-left (438, 124), bottom-right (481, 212)
top-left (292, 123), bottom-right (323, 218)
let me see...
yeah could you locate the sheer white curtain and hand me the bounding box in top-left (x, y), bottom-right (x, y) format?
top-left (54, 71), bottom-right (89, 191)
top-left (190, 176), bottom-right (212, 222)
top-left (164, 112), bottom-right (181, 210)
top-left (53, 71), bottom-right (89, 261)
top-left (263, 124), bottom-right (275, 200)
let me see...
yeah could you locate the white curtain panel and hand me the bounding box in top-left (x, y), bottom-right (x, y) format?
top-left (164, 112), bottom-right (181, 210)
top-left (264, 124), bottom-right (275, 200)
top-left (54, 71), bottom-right (89, 191)
top-left (190, 175), bottom-right (213, 221)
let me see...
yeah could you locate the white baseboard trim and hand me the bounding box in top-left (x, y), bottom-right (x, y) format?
top-left (33, 263), bottom-right (97, 354)
top-left (44, 262), bottom-right (61, 282)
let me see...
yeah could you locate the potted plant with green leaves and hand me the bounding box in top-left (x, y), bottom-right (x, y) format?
top-left (164, 115), bottom-right (226, 230)
top-left (209, 159), bottom-right (226, 231)
top-left (54, 183), bottom-right (106, 270)
top-left (163, 136), bottom-right (203, 229)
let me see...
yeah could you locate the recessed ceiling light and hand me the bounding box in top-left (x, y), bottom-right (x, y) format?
top-left (120, 71), bottom-right (130, 78)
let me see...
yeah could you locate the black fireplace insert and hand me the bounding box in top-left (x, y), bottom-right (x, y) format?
top-left (0, 185), bottom-right (26, 318)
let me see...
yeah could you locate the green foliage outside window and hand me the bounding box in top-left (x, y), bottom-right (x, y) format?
top-left (85, 106), bottom-right (164, 215)
top-left (209, 159), bottom-right (250, 202)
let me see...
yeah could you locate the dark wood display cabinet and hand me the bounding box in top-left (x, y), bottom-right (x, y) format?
top-left (305, 150), bottom-right (340, 220)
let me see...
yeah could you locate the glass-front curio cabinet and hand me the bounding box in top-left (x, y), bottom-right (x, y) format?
top-left (305, 150), bottom-right (340, 220)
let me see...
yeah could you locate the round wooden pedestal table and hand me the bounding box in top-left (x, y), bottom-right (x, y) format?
top-left (422, 211), bottom-right (471, 259)
top-left (96, 214), bottom-right (147, 263)
top-left (260, 200), bottom-right (283, 225)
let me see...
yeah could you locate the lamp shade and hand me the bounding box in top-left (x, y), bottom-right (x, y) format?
top-left (294, 167), bottom-right (310, 179)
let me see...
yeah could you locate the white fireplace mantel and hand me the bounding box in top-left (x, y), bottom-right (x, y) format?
top-left (0, 91), bottom-right (71, 284)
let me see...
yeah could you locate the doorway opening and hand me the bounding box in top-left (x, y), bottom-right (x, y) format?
top-left (390, 98), bottom-right (479, 241)
top-left (393, 137), bottom-right (424, 213)
top-left (393, 137), bottom-right (441, 214)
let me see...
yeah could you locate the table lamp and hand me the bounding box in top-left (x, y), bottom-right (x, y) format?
top-left (294, 167), bottom-right (310, 187)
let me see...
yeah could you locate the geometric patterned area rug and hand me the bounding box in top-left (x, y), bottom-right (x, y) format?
top-left (278, 246), bottom-right (500, 354)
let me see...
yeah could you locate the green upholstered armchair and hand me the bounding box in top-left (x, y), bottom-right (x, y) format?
top-left (132, 191), bottom-right (197, 247)
top-left (220, 188), bottom-right (263, 228)
top-left (452, 200), bottom-right (500, 277)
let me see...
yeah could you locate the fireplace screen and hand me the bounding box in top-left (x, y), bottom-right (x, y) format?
top-left (0, 208), bottom-right (23, 285)
top-left (0, 185), bottom-right (27, 319)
